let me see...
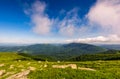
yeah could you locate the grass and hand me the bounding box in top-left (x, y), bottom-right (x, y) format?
top-left (0, 52), bottom-right (120, 79)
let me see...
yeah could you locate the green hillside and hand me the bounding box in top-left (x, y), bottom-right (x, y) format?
top-left (0, 52), bottom-right (31, 61)
top-left (0, 43), bottom-right (107, 60)
top-left (0, 52), bottom-right (120, 79)
top-left (70, 50), bottom-right (120, 61)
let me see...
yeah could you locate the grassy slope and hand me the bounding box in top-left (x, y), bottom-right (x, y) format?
top-left (0, 52), bottom-right (120, 79)
top-left (0, 52), bottom-right (32, 61)
top-left (28, 61), bottom-right (120, 79)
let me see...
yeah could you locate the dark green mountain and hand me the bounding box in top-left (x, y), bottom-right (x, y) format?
top-left (0, 43), bottom-right (107, 60)
top-left (70, 50), bottom-right (120, 61)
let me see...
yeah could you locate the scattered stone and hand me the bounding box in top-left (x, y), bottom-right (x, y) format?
top-left (44, 64), bottom-right (47, 68)
top-left (53, 65), bottom-right (68, 69)
top-left (69, 64), bottom-right (77, 69)
top-left (10, 65), bottom-right (14, 69)
top-left (78, 67), bottom-right (96, 71)
top-left (38, 61), bottom-right (41, 63)
top-left (28, 66), bottom-right (36, 71)
top-left (52, 64), bottom-right (96, 71)
top-left (0, 64), bottom-right (5, 67)
top-left (0, 70), bottom-right (6, 76)
top-left (2, 72), bottom-right (15, 77)
top-left (52, 64), bottom-right (77, 69)
top-left (57, 61), bottom-right (60, 63)
top-left (6, 70), bottom-right (30, 79)
top-left (18, 60), bottom-right (21, 62)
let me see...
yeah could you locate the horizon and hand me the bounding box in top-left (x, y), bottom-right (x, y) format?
top-left (0, 0), bottom-right (120, 44)
top-left (0, 42), bottom-right (120, 47)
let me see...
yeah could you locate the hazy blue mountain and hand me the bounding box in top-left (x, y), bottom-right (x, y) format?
top-left (100, 45), bottom-right (120, 50)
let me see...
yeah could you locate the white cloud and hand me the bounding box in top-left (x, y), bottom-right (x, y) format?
top-left (25, 1), bottom-right (53, 35)
top-left (58, 8), bottom-right (89, 36)
top-left (66, 34), bottom-right (120, 44)
top-left (58, 8), bottom-right (80, 36)
top-left (87, 0), bottom-right (120, 35)
top-left (25, 1), bottom-right (89, 37)
top-left (23, 0), bottom-right (120, 44)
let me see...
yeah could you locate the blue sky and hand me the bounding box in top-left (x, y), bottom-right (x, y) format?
top-left (0, 0), bottom-right (120, 44)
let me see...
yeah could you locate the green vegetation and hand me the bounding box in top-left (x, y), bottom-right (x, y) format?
top-left (70, 54), bottom-right (120, 61)
top-left (0, 52), bottom-right (120, 79)
top-left (18, 53), bottom-right (56, 61)
top-left (70, 50), bottom-right (120, 61)
top-left (0, 43), bottom-right (120, 79)
top-left (18, 49), bottom-right (120, 61)
top-left (0, 52), bottom-right (31, 61)
top-left (0, 43), bottom-right (107, 60)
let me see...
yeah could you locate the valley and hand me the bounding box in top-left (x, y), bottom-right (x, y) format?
top-left (0, 43), bottom-right (120, 79)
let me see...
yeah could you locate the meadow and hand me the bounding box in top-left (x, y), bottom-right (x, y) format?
top-left (0, 53), bottom-right (120, 79)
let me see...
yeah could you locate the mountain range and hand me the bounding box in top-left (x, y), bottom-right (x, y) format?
top-left (100, 45), bottom-right (120, 50)
top-left (0, 43), bottom-right (108, 60)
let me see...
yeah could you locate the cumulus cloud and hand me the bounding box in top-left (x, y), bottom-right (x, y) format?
top-left (24, 1), bottom-right (88, 36)
top-left (66, 34), bottom-right (120, 44)
top-left (23, 0), bottom-right (120, 44)
top-left (24, 1), bottom-right (53, 35)
top-left (87, 0), bottom-right (120, 35)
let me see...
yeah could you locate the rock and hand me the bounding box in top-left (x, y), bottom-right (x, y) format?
top-left (52, 64), bottom-right (77, 69)
top-left (28, 67), bottom-right (36, 71)
top-left (78, 67), bottom-right (96, 71)
top-left (57, 61), bottom-right (60, 63)
top-left (68, 64), bottom-right (77, 69)
top-left (38, 61), bottom-right (41, 63)
top-left (10, 65), bottom-right (14, 69)
top-left (52, 65), bottom-right (67, 69)
top-left (0, 64), bottom-right (5, 67)
top-left (6, 70), bottom-right (30, 79)
top-left (44, 64), bottom-right (47, 68)
top-left (2, 72), bottom-right (15, 77)
top-left (0, 70), bottom-right (6, 76)
top-left (18, 60), bottom-right (21, 62)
